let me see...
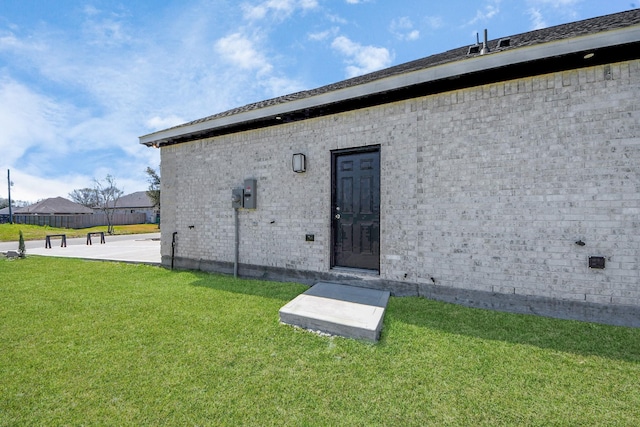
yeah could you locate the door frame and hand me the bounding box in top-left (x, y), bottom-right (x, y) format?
top-left (330, 145), bottom-right (381, 272)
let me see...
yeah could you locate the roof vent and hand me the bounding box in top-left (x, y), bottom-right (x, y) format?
top-left (497, 38), bottom-right (511, 48)
top-left (467, 45), bottom-right (480, 55)
top-left (480, 29), bottom-right (490, 55)
top-left (468, 32), bottom-right (481, 55)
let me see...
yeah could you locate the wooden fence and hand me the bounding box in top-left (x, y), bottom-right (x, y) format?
top-left (10, 213), bottom-right (147, 229)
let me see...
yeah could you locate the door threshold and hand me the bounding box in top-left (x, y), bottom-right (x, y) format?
top-left (331, 266), bottom-right (380, 276)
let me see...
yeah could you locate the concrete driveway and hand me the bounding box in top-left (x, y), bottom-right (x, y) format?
top-left (0, 233), bottom-right (161, 265)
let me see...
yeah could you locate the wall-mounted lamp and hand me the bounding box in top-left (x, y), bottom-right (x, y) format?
top-left (292, 153), bottom-right (306, 173)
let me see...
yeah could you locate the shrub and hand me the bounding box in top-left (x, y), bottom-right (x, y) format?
top-left (18, 230), bottom-right (26, 258)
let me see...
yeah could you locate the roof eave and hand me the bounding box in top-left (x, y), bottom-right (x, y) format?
top-left (139, 24), bottom-right (640, 147)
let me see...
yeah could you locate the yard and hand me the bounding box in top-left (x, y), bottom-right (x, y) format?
top-left (1, 257), bottom-right (639, 425)
top-left (0, 224), bottom-right (160, 242)
top-left (0, 223), bottom-right (159, 242)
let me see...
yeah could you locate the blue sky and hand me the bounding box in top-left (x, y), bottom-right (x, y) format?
top-left (1, 0), bottom-right (636, 202)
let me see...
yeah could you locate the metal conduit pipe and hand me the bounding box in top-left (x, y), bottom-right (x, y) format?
top-left (171, 231), bottom-right (178, 270)
top-left (234, 207), bottom-right (239, 278)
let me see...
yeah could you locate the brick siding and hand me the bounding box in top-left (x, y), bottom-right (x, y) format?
top-left (161, 59), bottom-right (639, 308)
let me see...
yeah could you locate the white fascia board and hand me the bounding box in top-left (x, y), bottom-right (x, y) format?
top-left (139, 25), bottom-right (640, 146)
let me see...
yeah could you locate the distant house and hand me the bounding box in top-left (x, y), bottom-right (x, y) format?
top-left (11, 197), bottom-right (95, 228)
top-left (16, 197), bottom-right (93, 215)
top-left (108, 191), bottom-right (158, 223)
top-left (0, 206), bottom-right (11, 223)
top-left (11, 196), bottom-right (146, 228)
top-left (140, 10), bottom-right (640, 327)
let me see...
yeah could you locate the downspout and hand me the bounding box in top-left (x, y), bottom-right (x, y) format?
top-left (171, 231), bottom-right (178, 270)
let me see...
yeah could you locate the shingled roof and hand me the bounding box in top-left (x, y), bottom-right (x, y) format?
top-left (16, 197), bottom-right (93, 215)
top-left (140, 9), bottom-right (640, 147)
top-left (107, 191), bottom-right (154, 209)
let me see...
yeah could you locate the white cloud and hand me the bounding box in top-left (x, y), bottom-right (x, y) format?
top-left (308, 27), bottom-right (340, 41)
top-left (466, 0), bottom-right (501, 26)
top-left (331, 36), bottom-right (393, 78)
top-left (242, 2), bottom-right (273, 20)
top-left (532, 0), bottom-right (580, 5)
top-left (7, 170), bottom-right (95, 203)
top-left (214, 32), bottom-right (274, 75)
top-left (83, 5), bottom-right (101, 17)
top-left (390, 17), bottom-right (420, 41)
top-left (525, 0), bottom-right (581, 28)
top-left (424, 16), bottom-right (444, 30)
top-left (242, 0), bottom-right (318, 21)
top-left (0, 1), bottom-right (307, 201)
top-left (145, 115), bottom-right (186, 132)
top-left (0, 77), bottom-right (69, 165)
top-left (0, 29), bottom-right (47, 55)
top-left (326, 13), bottom-right (348, 25)
top-left (261, 76), bottom-right (307, 98)
top-left (0, 32), bottom-right (27, 50)
top-left (0, 24), bottom-right (162, 200)
top-left (406, 30), bottom-right (420, 41)
top-left (83, 17), bottom-right (130, 47)
top-left (300, 0), bottom-right (319, 9)
top-left (528, 8), bottom-right (547, 29)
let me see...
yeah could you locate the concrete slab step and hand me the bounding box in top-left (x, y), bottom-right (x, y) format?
top-left (279, 282), bottom-right (390, 342)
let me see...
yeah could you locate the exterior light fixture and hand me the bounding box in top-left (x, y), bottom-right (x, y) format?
top-left (292, 153), bottom-right (306, 173)
top-left (583, 52), bottom-right (595, 59)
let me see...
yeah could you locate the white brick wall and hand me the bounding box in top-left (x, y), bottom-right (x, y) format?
top-left (161, 59), bottom-right (640, 307)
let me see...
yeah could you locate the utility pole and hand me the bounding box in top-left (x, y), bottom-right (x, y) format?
top-left (7, 169), bottom-right (13, 224)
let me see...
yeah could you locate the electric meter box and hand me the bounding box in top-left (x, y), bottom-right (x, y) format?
top-left (243, 179), bottom-right (257, 209)
top-left (231, 187), bottom-right (244, 209)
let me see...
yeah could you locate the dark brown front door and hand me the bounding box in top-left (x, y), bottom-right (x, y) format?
top-left (332, 147), bottom-right (380, 271)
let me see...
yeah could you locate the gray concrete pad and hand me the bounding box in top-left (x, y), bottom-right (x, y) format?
top-left (0, 233), bottom-right (161, 265)
top-left (279, 282), bottom-right (390, 342)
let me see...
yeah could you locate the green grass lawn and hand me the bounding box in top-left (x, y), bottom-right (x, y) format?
top-left (1, 257), bottom-right (639, 426)
top-left (0, 223), bottom-right (159, 242)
